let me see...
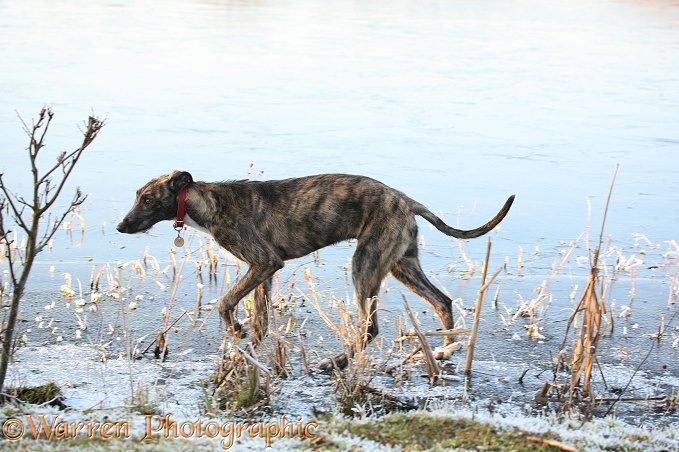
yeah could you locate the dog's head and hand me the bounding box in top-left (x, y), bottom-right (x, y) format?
top-left (116, 170), bottom-right (193, 234)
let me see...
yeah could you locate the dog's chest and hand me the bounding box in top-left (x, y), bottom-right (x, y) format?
top-left (184, 214), bottom-right (213, 236)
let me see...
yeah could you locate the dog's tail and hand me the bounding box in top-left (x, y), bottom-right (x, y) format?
top-left (410, 195), bottom-right (515, 239)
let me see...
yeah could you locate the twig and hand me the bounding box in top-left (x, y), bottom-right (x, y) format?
top-left (465, 237), bottom-right (494, 374)
top-left (234, 345), bottom-right (273, 377)
top-left (402, 294), bottom-right (439, 382)
top-left (394, 329), bottom-right (471, 341)
top-left (537, 395), bottom-right (667, 404)
top-left (518, 368), bottom-right (529, 384)
top-left (142, 310), bottom-right (189, 353)
top-left (298, 334), bottom-right (310, 375)
top-left (526, 437), bottom-right (577, 452)
top-left (386, 344), bottom-right (423, 373)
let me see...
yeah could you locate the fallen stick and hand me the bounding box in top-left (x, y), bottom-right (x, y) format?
top-left (535, 394), bottom-right (668, 404)
top-left (402, 294), bottom-right (439, 382)
top-left (234, 345), bottom-right (273, 377)
top-left (527, 437), bottom-right (577, 452)
top-left (424, 329), bottom-right (472, 337)
top-left (393, 329), bottom-right (471, 342)
top-left (385, 344), bottom-right (423, 373)
top-left (142, 310), bottom-right (189, 354)
top-left (358, 384), bottom-right (418, 410)
top-left (434, 342), bottom-right (463, 360)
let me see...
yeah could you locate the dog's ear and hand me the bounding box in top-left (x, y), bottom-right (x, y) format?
top-left (168, 170), bottom-right (193, 192)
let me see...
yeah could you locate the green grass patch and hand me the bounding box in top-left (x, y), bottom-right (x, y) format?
top-left (4, 382), bottom-right (65, 408)
top-left (312, 412), bottom-right (569, 451)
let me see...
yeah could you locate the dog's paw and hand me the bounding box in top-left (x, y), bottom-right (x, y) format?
top-left (230, 322), bottom-right (248, 340)
top-left (316, 358), bottom-right (334, 373)
top-left (316, 353), bottom-right (349, 373)
top-left (433, 342), bottom-right (462, 360)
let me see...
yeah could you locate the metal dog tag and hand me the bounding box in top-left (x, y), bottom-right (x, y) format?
top-left (174, 236), bottom-right (185, 247)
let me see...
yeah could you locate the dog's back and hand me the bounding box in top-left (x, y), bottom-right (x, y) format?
top-left (187, 173), bottom-right (513, 260)
top-left (186, 174), bottom-right (411, 260)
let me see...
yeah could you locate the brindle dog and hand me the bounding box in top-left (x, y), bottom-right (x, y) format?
top-left (117, 171), bottom-right (514, 370)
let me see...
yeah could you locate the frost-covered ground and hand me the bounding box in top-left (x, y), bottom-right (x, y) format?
top-left (2, 398), bottom-right (679, 451)
top-left (2, 341), bottom-right (679, 451)
top-left (3, 0), bottom-right (679, 448)
top-left (3, 232), bottom-right (679, 450)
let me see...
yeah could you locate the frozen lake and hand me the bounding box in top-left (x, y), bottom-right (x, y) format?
top-left (1, 0), bottom-right (679, 433)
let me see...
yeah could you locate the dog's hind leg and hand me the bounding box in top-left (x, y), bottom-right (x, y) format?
top-left (250, 277), bottom-right (272, 344)
top-left (391, 248), bottom-right (456, 346)
top-left (318, 230), bottom-right (406, 372)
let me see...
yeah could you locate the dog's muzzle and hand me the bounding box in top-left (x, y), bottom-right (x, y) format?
top-left (116, 221), bottom-right (131, 233)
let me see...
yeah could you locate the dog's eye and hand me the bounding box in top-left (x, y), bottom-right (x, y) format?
top-left (144, 197), bottom-right (154, 206)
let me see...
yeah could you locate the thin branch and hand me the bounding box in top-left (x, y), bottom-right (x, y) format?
top-left (38, 116), bottom-right (103, 216)
top-left (35, 189), bottom-right (87, 254)
top-left (402, 294), bottom-right (439, 381)
top-left (38, 147), bottom-right (89, 187)
top-left (0, 215), bottom-right (19, 287)
top-left (0, 175), bottom-right (29, 232)
top-left (0, 108), bottom-right (103, 394)
top-left (34, 109), bottom-right (53, 158)
top-left (21, 107), bottom-right (53, 161)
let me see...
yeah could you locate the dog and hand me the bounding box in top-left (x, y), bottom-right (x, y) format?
top-left (117, 171), bottom-right (514, 370)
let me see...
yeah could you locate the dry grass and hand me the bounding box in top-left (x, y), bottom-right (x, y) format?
top-left (204, 344), bottom-right (272, 415)
top-left (533, 167), bottom-right (619, 416)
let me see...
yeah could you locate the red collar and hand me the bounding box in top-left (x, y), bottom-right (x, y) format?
top-left (173, 186), bottom-right (188, 230)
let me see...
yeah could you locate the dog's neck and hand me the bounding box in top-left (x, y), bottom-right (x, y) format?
top-left (181, 184), bottom-right (215, 236)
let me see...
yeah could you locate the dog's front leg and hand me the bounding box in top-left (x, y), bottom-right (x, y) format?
top-left (218, 264), bottom-right (281, 341)
top-left (251, 277), bottom-right (272, 344)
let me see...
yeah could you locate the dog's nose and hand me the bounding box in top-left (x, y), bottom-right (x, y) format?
top-left (116, 222), bottom-right (127, 233)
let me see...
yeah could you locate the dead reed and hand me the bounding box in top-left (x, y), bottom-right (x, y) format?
top-left (465, 237), bottom-right (503, 375)
top-left (205, 344), bottom-right (272, 415)
top-left (402, 294), bottom-right (439, 382)
top-left (536, 166), bottom-right (618, 415)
